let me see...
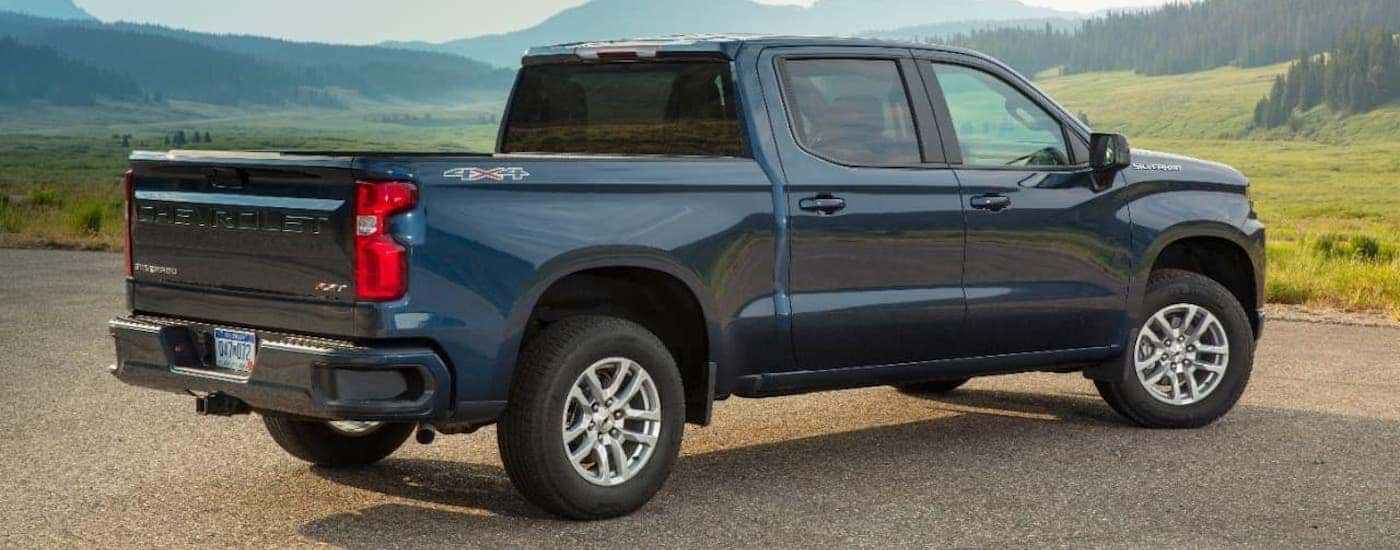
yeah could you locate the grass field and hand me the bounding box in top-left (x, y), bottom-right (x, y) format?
top-left (1, 64), bottom-right (1397, 316)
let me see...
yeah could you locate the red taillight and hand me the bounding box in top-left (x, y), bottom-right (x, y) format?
top-left (123, 170), bottom-right (134, 277)
top-left (354, 180), bottom-right (417, 301)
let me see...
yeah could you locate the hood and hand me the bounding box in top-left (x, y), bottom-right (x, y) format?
top-left (1127, 148), bottom-right (1248, 187)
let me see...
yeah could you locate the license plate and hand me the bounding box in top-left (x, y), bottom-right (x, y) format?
top-left (213, 328), bottom-right (257, 373)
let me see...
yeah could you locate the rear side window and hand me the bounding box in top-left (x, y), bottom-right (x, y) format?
top-left (782, 59), bottom-right (922, 166)
top-left (501, 62), bottom-right (747, 157)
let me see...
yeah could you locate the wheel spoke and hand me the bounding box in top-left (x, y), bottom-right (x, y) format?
top-left (624, 407), bottom-right (660, 421)
top-left (564, 419), bottom-right (588, 441)
top-left (1136, 350), bottom-right (1164, 371)
top-left (1153, 312), bottom-right (1174, 335)
top-left (1182, 305), bottom-right (1199, 333)
top-left (1166, 370), bottom-right (1182, 400)
top-left (1190, 315), bottom-right (1214, 345)
top-left (584, 370), bottom-right (607, 401)
top-left (1197, 344), bottom-right (1228, 355)
top-left (592, 443), bottom-right (611, 480)
top-left (614, 373), bottom-right (645, 407)
top-left (607, 439), bottom-right (630, 479)
top-left (604, 361), bottom-right (631, 398)
top-left (568, 386), bottom-right (591, 410)
top-left (1197, 361), bottom-right (1227, 374)
top-left (570, 432), bottom-right (597, 461)
top-left (1185, 373), bottom-right (1201, 400)
top-left (621, 429), bottom-right (657, 447)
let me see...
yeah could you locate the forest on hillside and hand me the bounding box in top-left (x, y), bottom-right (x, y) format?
top-left (0, 36), bottom-right (138, 105)
top-left (1252, 29), bottom-right (1399, 129)
top-left (940, 0), bottom-right (1400, 78)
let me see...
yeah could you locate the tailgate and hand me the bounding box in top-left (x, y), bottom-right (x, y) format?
top-left (129, 152), bottom-right (358, 303)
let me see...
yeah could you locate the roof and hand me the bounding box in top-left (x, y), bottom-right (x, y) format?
top-left (522, 34), bottom-right (986, 63)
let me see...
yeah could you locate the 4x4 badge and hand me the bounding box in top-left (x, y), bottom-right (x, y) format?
top-left (444, 167), bottom-right (531, 182)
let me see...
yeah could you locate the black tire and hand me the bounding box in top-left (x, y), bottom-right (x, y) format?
top-left (263, 416), bottom-right (414, 467)
top-left (1095, 269), bottom-right (1255, 429)
top-left (498, 316), bottom-right (685, 520)
top-left (897, 378), bottom-right (970, 395)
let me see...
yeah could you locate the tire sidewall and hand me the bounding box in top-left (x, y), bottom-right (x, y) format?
top-left (529, 323), bottom-right (686, 515)
top-left (1116, 272), bottom-right (1255, 427)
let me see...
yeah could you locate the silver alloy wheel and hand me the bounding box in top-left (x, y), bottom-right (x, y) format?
top-left (1135, 303), bottom-right (1231, 406)
top-left (561, 357), bottom-right (662, 487)
top-left (326, 420), bottom-right (383, 437)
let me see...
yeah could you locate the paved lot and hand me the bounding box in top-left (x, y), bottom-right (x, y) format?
top-left (2, 248), bottom-right (1398, 548)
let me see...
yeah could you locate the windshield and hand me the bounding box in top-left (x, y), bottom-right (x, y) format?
top-left (501, 61), bottom-right (748, 157)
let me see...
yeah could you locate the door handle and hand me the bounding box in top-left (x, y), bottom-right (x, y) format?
top-left (970, 194), bottom-right (1011, 212)
top-left (799, 195), bottom-right (847, 215)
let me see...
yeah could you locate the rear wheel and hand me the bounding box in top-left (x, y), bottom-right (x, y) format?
top-left (498, 316), bottom-right (685, 520)
top-left (1096, 269), bottom-right (1255, 429)
top-left (896, 378), bottom-right (969, 395)
top-left (263, 416), bottom-right (414, 467)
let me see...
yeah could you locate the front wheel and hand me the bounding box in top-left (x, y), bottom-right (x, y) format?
top-left (498, 316), bottom-right (685, 520)
top-left (1096, 269), bottom-right (1255, 429)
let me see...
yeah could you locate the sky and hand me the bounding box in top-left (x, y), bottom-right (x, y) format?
top-left (72, 0), bottom-right (1170, 45)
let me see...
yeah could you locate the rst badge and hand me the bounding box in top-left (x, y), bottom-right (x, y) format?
top-left (444, 167), bottom-right (531, 182)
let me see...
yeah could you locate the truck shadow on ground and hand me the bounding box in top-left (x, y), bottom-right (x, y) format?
top-left (299, 388), bottom-right (1400, 548)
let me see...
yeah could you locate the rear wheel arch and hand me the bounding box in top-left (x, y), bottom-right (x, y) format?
top-left (501, 251), bottom-right (718, 425)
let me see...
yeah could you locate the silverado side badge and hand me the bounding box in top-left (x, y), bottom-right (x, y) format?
top-left (444, 167), bottom-right (531, 182)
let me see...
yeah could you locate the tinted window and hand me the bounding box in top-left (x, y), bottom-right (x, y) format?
top-left (783, 59), bottom-right (922, 166)
top-left (502, 62), bottom-right (746, 157)
top-left (932, 63), bottom-right (1069, 167)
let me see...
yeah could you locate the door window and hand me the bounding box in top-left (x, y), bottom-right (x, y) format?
top-left (782, 59), bottom-right (922, 166)
top-left (931, 63), bottom-right (1069, 167)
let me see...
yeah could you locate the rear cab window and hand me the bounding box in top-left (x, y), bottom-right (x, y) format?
top-left (501, 61), bottom-right (748, 157)
top-left (780, 58), bottom-right (923, 166)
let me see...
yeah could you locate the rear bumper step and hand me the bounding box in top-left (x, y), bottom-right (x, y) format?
top-left (109, 315), bottom-right (452, 422)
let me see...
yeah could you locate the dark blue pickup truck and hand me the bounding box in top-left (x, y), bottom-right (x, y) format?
top-left (110, 36), bottom-right (1265, 519)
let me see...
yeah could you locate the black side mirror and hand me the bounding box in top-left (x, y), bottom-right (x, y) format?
top-left (1089, 132), bottom-right (1131, 171)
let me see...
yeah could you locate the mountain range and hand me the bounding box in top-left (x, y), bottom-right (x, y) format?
top-left (0, 11), bottom-right (515, 107)
top-left (386, 0), bottom-right (1079, 67)
top-left (0, 0), bottom-right (91, 21)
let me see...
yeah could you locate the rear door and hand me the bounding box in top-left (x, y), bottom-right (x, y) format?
top-left (129, 154), bottom-right (359, 303)
top-left (760, 47), bottom-right (967, 372)
top-left (916, 54), bottom-right (1132, 356)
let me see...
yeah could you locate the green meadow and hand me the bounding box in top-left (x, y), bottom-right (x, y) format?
top-left (2, 62), bottom-right (1398, 317)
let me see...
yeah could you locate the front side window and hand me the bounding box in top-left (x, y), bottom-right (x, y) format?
top-left (931, 63), bottom-right (1069, 167)
top-left (782, 59), bottom-right (922, 166)
top-left (502, 62), bottom-right (746, 157)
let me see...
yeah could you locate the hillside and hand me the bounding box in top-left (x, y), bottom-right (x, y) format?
top-left (0, 37), bottom-right (139, 106)
top-left (944, 0), bottom-right (1400, 77)
top-left (865, 18), bottom-right (1079, 41)
top-left (388, 0), bottom-right (1076, 67)
top-left (1036, 62), bottom-right (1400, 144)
top-left (0, 12), bottom-right (515, 107)
top-left (0, 0), bottom-right (92, 20)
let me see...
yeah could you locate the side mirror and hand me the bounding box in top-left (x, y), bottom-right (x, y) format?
top-left (1089, 132), bottom-right (1131, 171)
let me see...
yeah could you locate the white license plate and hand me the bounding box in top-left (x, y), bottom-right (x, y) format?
top-left (213, 328), bottom-right (257, 372)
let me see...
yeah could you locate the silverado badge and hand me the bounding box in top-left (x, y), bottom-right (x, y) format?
top-left (444, 167), bottom-right (531, 182)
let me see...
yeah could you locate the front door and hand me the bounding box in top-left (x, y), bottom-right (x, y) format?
top-left (921, 59), bottom-right (1133, 357)
top-left (763, 50), bottom-right (968, 371)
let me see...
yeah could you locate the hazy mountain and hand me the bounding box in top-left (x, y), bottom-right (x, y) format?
top-left (0, 11), bottom-right (514, 107)
top-left (0, 0), bottom-right (94, 21)
top-left (387, 0), bottom-right (1077, 67)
